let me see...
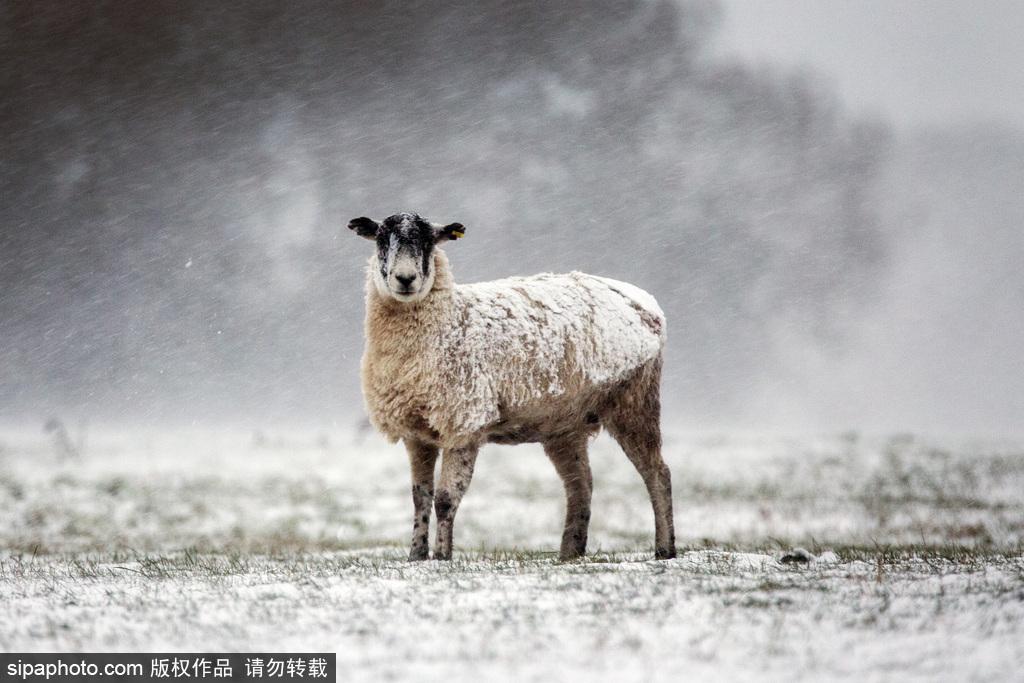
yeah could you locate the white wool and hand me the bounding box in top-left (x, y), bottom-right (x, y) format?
top-left (427, 270), bottom-right (666, 438)
top-left (587, 275), bottom-right (665, 320)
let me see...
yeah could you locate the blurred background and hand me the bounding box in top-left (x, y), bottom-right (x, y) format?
top-left (1, 0), bottom-right (1022, 435)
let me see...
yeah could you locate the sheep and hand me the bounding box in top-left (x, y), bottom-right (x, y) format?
top-left (348, 212), bottom-right (676, 561)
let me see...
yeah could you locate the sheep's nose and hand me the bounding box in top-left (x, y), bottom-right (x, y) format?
top-left (395, 274), bottom-right (417, 289)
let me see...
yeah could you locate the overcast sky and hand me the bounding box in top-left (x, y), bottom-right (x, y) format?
top-left (713, 0), bottom-right (1024, 129)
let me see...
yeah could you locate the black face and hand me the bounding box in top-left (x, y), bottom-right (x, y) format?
top-left (375, 213), bottom-right (437, 289)
top-left (347, 212), bottom-right (466, 302)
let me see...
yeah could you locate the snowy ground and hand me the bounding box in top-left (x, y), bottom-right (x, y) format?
top-left (1, 426), bottom-right (1023, 680)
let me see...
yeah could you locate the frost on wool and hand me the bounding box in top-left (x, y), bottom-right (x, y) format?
top-left (425, 267), bottom-right (666, 440)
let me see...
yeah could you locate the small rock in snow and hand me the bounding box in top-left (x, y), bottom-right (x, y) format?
top-left (780, 548), bottom-right (815, 564)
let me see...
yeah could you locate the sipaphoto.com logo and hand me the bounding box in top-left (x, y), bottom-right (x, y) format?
top-left (5, 657), bottom-right (140, 680)
top-left (0, 653), bottom-right (336, 682)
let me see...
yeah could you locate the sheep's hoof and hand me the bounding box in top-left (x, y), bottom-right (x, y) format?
top-left (655, 546), bottom-right (677, 560)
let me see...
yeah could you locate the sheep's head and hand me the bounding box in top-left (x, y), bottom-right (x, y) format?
top-left (348, 212), bottom-right (464, 303)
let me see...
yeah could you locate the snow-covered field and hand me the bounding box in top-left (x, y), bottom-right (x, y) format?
top-left (1, 426), bottom-right (1023, 680)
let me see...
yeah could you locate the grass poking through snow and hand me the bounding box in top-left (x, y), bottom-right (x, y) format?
top-left (0, 428), bottom-right (1022, 680)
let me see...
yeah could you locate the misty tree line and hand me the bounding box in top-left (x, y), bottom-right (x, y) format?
top-left (1, 1), bottom-right (891, 421)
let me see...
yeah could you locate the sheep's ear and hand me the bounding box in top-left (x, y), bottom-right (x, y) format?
top-left (434, 223), bottom-right (465, 243)
top-left (348, 217), bottom-right (379, 240)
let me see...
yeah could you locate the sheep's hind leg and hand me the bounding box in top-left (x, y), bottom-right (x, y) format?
top-left (605, 360), bottom-right (676, 560)
top-left (543, 433), bottom-right (593, 560)
top-left (609, 424), bottom-right (676, 559)
top-left (433, 445), bottom-right (479, 560)
top-left (406, 439), bottom-right (439, 561)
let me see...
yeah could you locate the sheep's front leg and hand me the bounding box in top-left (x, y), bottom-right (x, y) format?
top-left (406, 440), bottom-right (439, 561)
top-left (433, 446), bottom-right (478, 561)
